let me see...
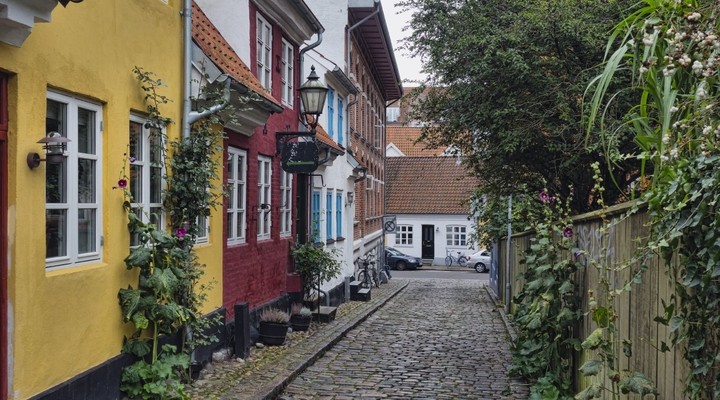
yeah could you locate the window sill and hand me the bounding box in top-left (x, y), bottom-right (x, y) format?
top-left (326, 238), bottom-right (336, 244)
top-left (335, 236), bottom-right (345, 242)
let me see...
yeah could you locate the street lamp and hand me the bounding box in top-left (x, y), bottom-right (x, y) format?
top-left (298, 65), bottom-right (328, 133)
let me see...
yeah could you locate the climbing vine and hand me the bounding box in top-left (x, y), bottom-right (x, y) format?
top-left (117, 67), bottom-right (228, 399)
top-left (587, 1), bottom-right (720, 397)
top-left (510, 189), bottom-right (583, 399)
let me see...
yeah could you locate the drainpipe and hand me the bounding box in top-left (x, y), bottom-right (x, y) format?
top-left (182, 0), bottom-right (230, 140)
top-left (505, 195), bottom-right (512, 314)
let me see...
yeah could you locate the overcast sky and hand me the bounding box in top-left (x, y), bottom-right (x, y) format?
top-left (381, 0), bottom-right (426, 83)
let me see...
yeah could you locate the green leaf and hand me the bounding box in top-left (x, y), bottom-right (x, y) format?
top-left (118, 286), bottom-right (141, 322)
top-left (582, 328), bottom-right (604, 350)
top-left (574, 382), bottom-right (602, 399)
top-left (125, 247), bottom-right (152, 268)
top-left (592, 307), bottom-right (610, 327)
top-left (579, 359), bottom-right (603, 376)
top-left (618, 372), bottom-right (657, 395)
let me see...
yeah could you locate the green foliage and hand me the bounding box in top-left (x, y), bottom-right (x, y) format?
top-left (398, 0), bottom-right (640, 215)
top-left (118, 68), bottom-right (228, 399)
top-left (469, 188), bottom-right (545, 248)
top-left (586, 1), bottom-right (720, 397)
top-left (510, 190), bottom-right (582, 399)
top-left (119, 345), bottom-right (190, 400)
top-left (291, 243), bottom-right (342, 296)
top-left (575, 163), bottom-right (657, 399)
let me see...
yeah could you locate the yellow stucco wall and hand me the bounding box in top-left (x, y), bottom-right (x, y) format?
top-left (0, 1), bottom-right (224, 398)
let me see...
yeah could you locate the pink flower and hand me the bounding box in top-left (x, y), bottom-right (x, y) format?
top-left (117, 179), bottom-right (128, 189)
top-left (175, 227), bottom-right (187, 238)
top-left (563, 226), bottom-right (574, 238)
top-left (539, 190), bottom-right (550, 203)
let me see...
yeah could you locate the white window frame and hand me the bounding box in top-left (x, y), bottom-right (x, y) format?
top-left (128, 114), bottom-right (165, 247)
top-left (280, 38), bottom-right (294, 107)
top-left (256, 14), bottom-right (272, 91)
top-left (195, 214), bottom-right (209, 244)
top-left (257, 156), bottom-right (272, 240)
top-left (395, 225), bottom-right (413, 246)
top-left (227, 147), bottom-right (247, 245)
top-left (45, 90), bottom-right (103, 269)
top-left (280, 169), bottom-right (292, 237)
top-left (446, 225), bottom-right (467, 247)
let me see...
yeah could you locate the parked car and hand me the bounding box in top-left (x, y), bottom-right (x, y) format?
top-left (385, 247), bottom-right (423, 270)
top-left (467, 249), bottom-right (491, 273)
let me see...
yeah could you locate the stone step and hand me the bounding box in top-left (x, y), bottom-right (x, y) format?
top-left (349, 280), bottom-right (362, 296)
top-left (312, 306), bottom-right (337, 323)
top-left (351, 287), bottom-right (371, 302)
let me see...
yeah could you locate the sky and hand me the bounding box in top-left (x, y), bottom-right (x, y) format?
top-left (381, 0), bottom-right (426, 82)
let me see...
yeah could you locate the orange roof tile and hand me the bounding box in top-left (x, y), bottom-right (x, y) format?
top-left (386, 157), bottom-right (479, 214)
top-left (312, 123), bottom-right (344, 154)
top-left (191, 2), bottom-right (281, 109)
top-left (387, 125), bottom-right (445, 157)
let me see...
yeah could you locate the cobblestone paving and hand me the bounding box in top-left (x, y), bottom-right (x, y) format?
top-left (278, 279), bottom-right (529, 399)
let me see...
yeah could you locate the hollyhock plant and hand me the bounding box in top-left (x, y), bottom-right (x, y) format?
top-left (175, 227), bottom-right (187, 238)
top-left (118, 179), bottom-right (128, 189)
top-left (563, 226), bottom-right (574, 238)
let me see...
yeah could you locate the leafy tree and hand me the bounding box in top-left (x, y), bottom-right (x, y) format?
top-left (397, 0), bottom-right (640, 223)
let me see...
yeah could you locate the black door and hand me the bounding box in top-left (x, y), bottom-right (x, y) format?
top-left (421, 225), bottom-right (435, 259)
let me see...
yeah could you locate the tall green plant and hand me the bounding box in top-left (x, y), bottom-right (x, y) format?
top-left (117, 68), bottom-right (228, 399)
top-left (576, 163), bottom-right (657, 399)
top-left (511, 190), bottom-right (583, 399)
top-left (586, 1), bottom-right (720, 397)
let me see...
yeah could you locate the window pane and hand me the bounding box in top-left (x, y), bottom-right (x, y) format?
top-left (227, 154), bottom-right (235, 180)
top-left (46, 209), bottom-right (67, 258)
top-left (150, 167), bottom-right (162, 203)
top-left (78, 158), bottom-right (95, 203)
top-left (130, 208), bottom-right (142, 247)
top-left (77, 108), bottom-right (95, 154)
top-left (130, 165), bottom-right (142, 202)
top-left (236, 211), bottom-right (244, 238)
top-left (149, 131), bottom-right (162, 164)
top-left (226, 211), bottom-right (233, 240)
top-left (150, 207), bottom-right (162, 227)
top-left (46, 159), bottom-right (67, 203)
top-left (129, 121), bottom-right (143, 161)
top-left (238, 183), bottom-right (244, 209)
top-left (78, 208), bottom-right (96, 253)
top-left (46, 99), bottom-right (66, 136)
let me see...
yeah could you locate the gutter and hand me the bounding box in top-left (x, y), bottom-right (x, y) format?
top-left (345, 0), bottom-right (380, 142)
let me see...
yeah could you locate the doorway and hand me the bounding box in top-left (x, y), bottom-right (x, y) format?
top-left (421, 224), bottom-right (435, 260)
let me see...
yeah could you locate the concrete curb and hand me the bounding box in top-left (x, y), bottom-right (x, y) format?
top-left (239, 280), bottom-right (409, 400)
top-left (484, 285), bottom-right (518, 343)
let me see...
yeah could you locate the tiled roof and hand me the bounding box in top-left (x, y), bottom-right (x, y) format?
top-left (314, 124), bottom-right (344, 154)
top-left (386, 157), bottom-right (479, 214)
top-left (387, 125), bottom-right (445, 157)
top-left (191, 2), bottom-right (281, 109)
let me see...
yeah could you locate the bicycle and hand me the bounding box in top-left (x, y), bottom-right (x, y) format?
top-left (356, 255), bottom-right (380, 288)
top-left (445, 249), bottom-right (468, 267)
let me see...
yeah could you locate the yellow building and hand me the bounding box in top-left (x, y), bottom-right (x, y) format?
top-left (0, 1), bottom-right (223, 398)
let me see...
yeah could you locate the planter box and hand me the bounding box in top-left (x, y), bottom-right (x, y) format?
top-left (258, 322), bottom-right (289, 346)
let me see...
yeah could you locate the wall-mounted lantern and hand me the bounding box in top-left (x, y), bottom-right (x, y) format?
top-left (298, 65), bottom-right (328, 133)
top-left (346, 191), bottom-right (355, 206)
top-left (27, 131), bottom-right (70, 169)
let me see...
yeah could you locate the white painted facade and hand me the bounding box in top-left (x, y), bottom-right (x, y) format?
top-left (386, 213), bottom-right (478, 265)
top-left (195, 0), bottom-right (251, 63)
top-left (303, 0), bottom-right (362, 292)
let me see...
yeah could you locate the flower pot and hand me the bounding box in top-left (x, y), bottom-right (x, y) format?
top-left (290, 314), bottom-right (312, 332)
top-left (258, 321), bottom-right (288, 345)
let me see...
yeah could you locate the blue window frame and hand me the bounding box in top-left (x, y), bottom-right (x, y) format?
top-left (337, 97), bottom-right (343, 145)
top-left (312, 191), bottom-right (321, 242)
top-left (326, 192), bottom-right (332, 239)
top-left (336, 193), bottom-right (342, 238)
top-left (327, 89), bottom-right (335, 139)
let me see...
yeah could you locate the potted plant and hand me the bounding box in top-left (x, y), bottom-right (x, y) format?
top-left (290, 303), bottom-right (313, 332)
top-left (291, 243), bottom-right (342, 302)
top-left (258, 307), bottom-right (290, 346)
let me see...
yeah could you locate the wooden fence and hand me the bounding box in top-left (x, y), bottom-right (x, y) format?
top-left (496, 201), bottom-right (688, 398)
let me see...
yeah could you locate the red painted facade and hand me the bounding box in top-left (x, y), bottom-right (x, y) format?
top-left (222, 4), bottom-right (304, 319)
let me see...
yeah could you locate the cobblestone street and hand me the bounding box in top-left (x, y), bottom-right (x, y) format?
top-left (278, 279), bottom-right (529, 399)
